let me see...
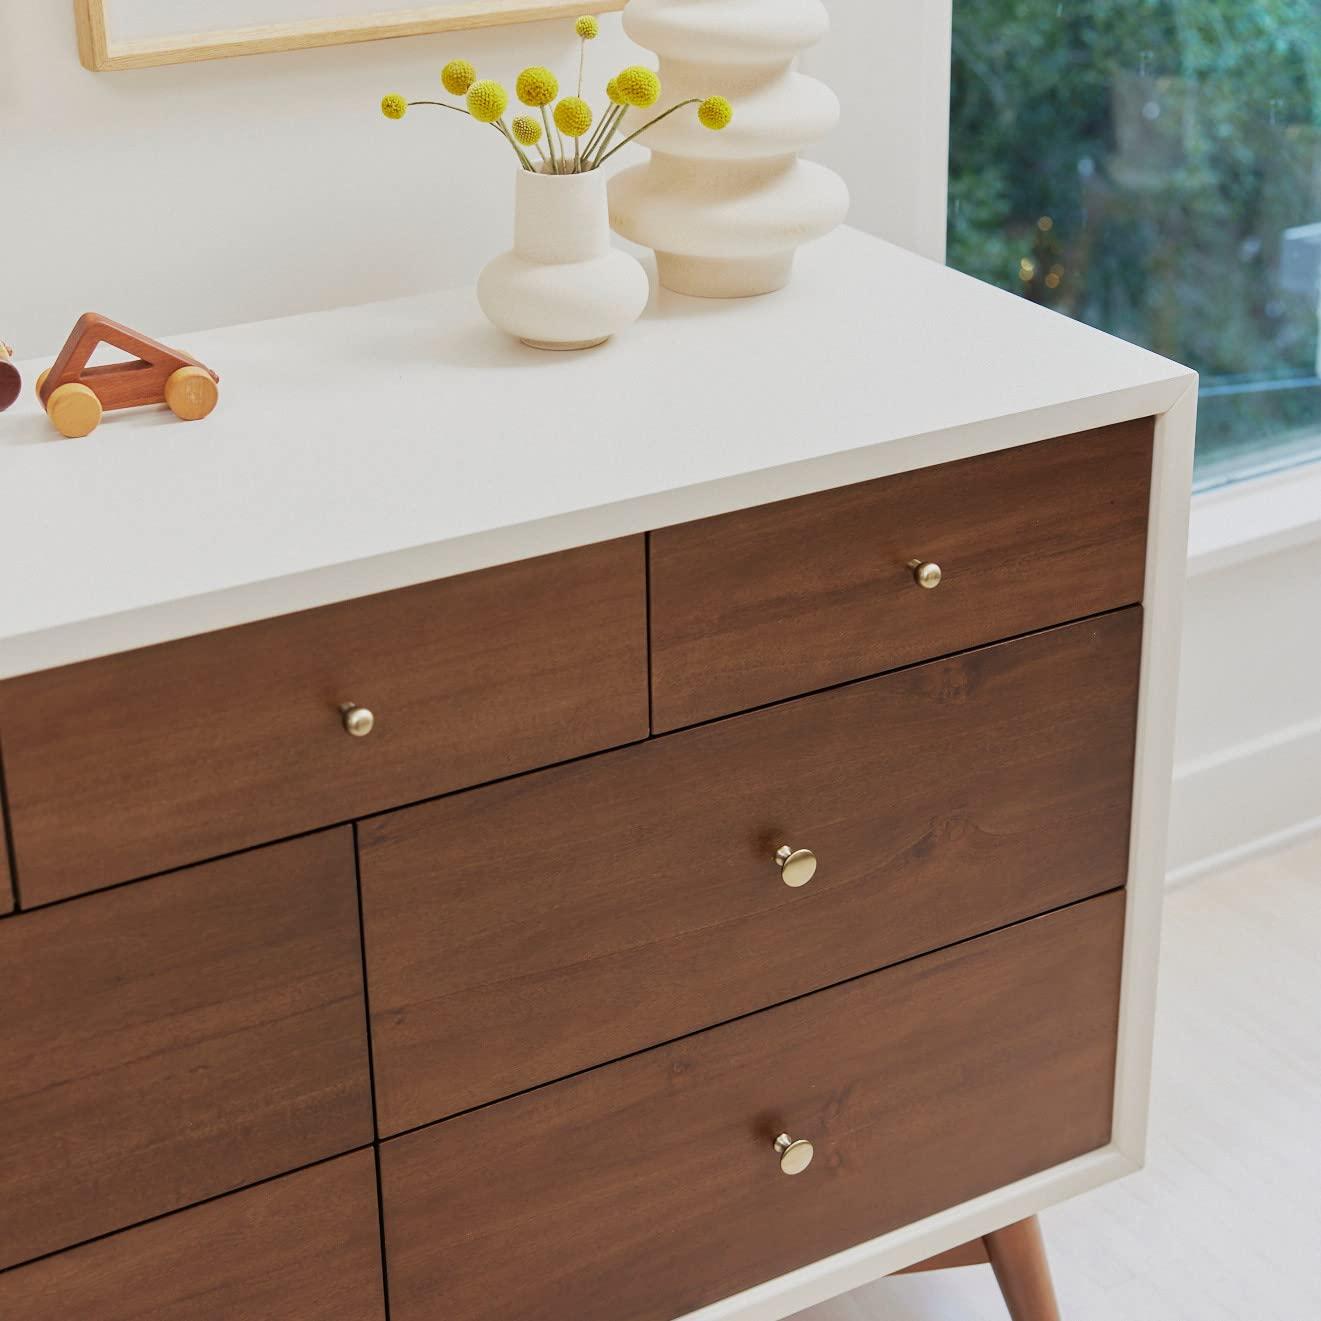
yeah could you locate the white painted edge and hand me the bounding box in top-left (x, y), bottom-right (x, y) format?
top-left (674, 382), bottom-right (1199, 1321)
top-left (1110, 379), bottom-right (1197, 1164)
top-left (673, 1148), bottom-right (1137, 1321)
top-left (0, 377), bottom-right (1190, 681)
top-left (1187, 458), bottom-right (1321, 576)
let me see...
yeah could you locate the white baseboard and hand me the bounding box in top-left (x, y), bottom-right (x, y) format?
top-left (1166, 716), bottom-right (1321, 886)
top-left (1169, 463), bottom-right (1321, 886)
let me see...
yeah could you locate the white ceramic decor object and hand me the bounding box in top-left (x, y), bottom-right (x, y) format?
top-left (478, 168), bottom-right (650, 351)
top-left (609, 0), bottom-right (850, 298)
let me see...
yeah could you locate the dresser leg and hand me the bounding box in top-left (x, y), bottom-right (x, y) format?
top-left (983, 1216), bottom-right (1062, 1321)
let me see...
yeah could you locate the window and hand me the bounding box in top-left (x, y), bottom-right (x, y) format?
top-left (949, 2), bottom-right (1321, 489)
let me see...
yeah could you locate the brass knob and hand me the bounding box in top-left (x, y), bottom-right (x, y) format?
top-left (775, 845), bottom-right (817, 888)
top-left (908, 559), bottom-right (942, 590)
top-left (774, 1133), bottom-right (815, 1176)
top-left (340, 703), bottom-right (375, 738)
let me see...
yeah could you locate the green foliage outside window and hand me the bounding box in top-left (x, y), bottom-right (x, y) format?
top-left (949, 0), bottom-right (1321, 484)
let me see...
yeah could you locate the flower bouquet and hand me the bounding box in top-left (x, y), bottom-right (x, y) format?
top-left (377, 16), bottom-right (734, 351)
top-left (380, 15), bottom-right (732, 173)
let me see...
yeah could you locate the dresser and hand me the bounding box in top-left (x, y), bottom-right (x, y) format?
top-left (0, 229), bottom-right (1197, 1320)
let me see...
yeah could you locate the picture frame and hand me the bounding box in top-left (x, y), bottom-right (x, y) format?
top-left (75, 0), bottom-right (627, 72)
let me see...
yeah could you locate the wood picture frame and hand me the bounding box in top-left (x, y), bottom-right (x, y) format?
top-left (75, 0), bottom-right (627, 71)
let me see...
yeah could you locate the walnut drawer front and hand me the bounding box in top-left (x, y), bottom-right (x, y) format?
top-left (0, 537), bottom-right (648, 907)
top-left (360, 608), bottom-right (1139, 1136)
top-left (0, 1151), bottom-right (385, 1321)
top-left (649, 419), bottom-right (1152, 731)
top-left (0, 829), bottom-right (373, 1270)
top-left (381, 892), bottom-right (1124, 1321)
top-left (0, 811), bottom-right (11, 915)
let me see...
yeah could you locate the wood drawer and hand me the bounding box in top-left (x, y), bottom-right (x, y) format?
top-left (0, 829), bottom-right (373, 1270)
top-left (0, 537), bottom-right (648, 906)
top-left (0, 1151), bottom-right (385, 1320)
top-left (361, 608), bottom-right (1140, 1135)
top-left (649, 419), bottom-right (1152, 730)
top-left (381, 892), bottom-right (1124, 1321)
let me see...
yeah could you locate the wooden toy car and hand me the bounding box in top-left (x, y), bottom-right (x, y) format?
top-left (0, 342), bottom-right (20, 413)
top-left (36, 314), bottom-right (220, 438)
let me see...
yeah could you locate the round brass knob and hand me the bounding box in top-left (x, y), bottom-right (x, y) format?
top-left (774, 1133), bottom-right (815, 1176)
top-left (340, 703), bottom-right (375, 738)
top-left (908, 559), bottom-right (943, 590)
top-left (774, 845), bottom-right (817, 888)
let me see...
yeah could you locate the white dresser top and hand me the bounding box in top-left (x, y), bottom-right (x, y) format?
top-left (0, 226), bottom-right (1194, 679)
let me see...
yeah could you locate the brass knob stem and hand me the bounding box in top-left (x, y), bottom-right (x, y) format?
top-left (340, 703), bottom-right (375, 737)
top-left (907, 559), bottom-right (942, 590)
top-left (774, 1133), bottom-right (815, 1175)
top-left (774, 845), bottom-right (817, 888)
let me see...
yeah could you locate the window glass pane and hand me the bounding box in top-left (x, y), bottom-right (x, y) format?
top-left (949, 2), bottom-right (1321, 489)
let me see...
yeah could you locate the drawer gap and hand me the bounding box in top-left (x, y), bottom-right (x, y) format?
top-left (380, 884), bottom-right (1126, 1146)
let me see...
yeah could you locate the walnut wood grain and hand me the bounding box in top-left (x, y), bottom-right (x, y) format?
top-left (986, 1217), bottom-right (1064, 1321)
top-left (0, 1151), bottom-right (385, 1321)
top-left (0, 829), bottom-right (373, 1270)
top-left (381, 892), bottom-right (1125, 1321)
top-left (0, 537), bottom-right (648, 906)
top-left (0, 800), bottom-right (12, 915)
top-left (649, 419), bottom-right (1153, 730)
top-left (36, 313), bottom-right (218, 412)
top-left (360, 609), bottom-right (1140, 1134)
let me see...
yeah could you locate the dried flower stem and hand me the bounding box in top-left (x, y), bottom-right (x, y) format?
top-left (494, 118), bottom-right (536, 171)
top-left (407, 99), bottom-right (472, 118)
top-left (588, 104), bottom-right (627, 167)
top-left (583, 103), bottom-right (619, 161)
top-left (539, 104), bottom-right (560, 173)
top-left (597, 99), bottom-right (702, 166)
top-left (409, 99), bottom-right (531, 169)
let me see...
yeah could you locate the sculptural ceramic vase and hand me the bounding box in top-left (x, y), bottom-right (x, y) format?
top-left (609, 0), bottom-right (850, 299)
top-left (478, 168), bottom-right (650, 350)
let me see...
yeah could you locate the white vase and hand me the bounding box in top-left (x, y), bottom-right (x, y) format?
top-left (608, 0), bottom-right (850, 299)
top-left (478, 168), bottom-right (650, 350)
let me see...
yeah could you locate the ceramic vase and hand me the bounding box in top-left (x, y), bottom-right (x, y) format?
top-left (478, 168), bottom-right (650, 350)
top-left (608, 0), bottom-right (850, 299)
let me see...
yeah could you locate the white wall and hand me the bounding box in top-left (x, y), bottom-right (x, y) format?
top-left (805, 1), bottom-right (951, 262)
top-left (0, 8), bottom-right (644, 356)
top-left (1, 2), bottom-right (941, 359)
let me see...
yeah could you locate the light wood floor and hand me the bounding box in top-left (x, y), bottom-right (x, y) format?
top-left (794, 833), bottom-right (1321, 1321)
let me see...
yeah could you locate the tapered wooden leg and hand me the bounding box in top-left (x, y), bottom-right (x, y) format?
top-left (983, 1216), bottom-right (1061, 1321)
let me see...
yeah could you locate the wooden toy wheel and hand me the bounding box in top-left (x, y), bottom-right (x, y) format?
top-left (165, 366), bottom-right (219, 421)
top-left (46, 383), bottom-right (103, 438)
top-left (35, 368), bottom-right (50, 398)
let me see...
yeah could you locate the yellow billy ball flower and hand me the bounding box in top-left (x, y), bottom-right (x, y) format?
top-left (698, 95), bottom-right (734, 131)
top-left (575, 15), bottom-right (600, 39)
top-left (441, 59), bottom-right (476, 96)
top-left (553, 96), bottom-right (593, 138)
top-left (511, 115), bottom-right (543, 146)
top-left (466, 79), bottom-right (509, 124)
top-left (380, 93), bottom-right (408, 120)
top-left (615, 65), bottom-right (661, 108)
top-left (516, 66), bottom-right (559, 108)
top-left (606, 77), bottom-right (625, 106)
